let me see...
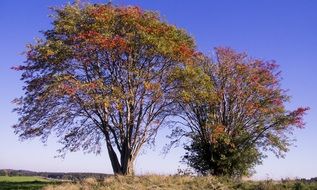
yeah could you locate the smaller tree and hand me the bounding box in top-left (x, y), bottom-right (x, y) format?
top-left (172, 47), bottom-right (309, 177)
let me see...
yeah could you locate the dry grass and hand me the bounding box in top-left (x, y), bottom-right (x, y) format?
top-left (39, 175), bottom-right (317, 190)
top-left (43, 175), bottom-right (229, 190)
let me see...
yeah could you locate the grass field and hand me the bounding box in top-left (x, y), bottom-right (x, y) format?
top-left (43, 176), bottom-right (317, 190)
top-left (1, 175), bottom-right (317, 190)
top-left (43, 175), bottom-right (228, 190)
top-left (0, 176), bottom-right (49, 182)
top-left (0, 176), bottom-right (53, 190)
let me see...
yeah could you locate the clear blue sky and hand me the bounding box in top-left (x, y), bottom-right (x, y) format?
top-left (0, 0), bottom-right (316, 180)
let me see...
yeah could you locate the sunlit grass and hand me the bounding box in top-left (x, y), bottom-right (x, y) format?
top-left (1, 175), bottom-right (317, 190)
top-left (0, 176), bottom-right (49, 182)
top-left (43, 175), bottom-right (228, 190)
top-left (0, 176), bottom-right (56, 190)
top-left (43, 175), bottom-right (317, 190)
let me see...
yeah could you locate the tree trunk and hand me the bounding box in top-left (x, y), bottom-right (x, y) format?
top-left (103, 124), bottom-right (136, 175)
top-left (103, 129), bottom-right (122, 175)
top-left (106, 141), bottom-right (123, 175)
top-left (121, 155), bottom-right (134, 175)
top-left (108, 151), bottom-right (134, 175)
top-left (105, 139), bottom-right (135, 175)
top-left (120, 140), bottom-right (135, 175)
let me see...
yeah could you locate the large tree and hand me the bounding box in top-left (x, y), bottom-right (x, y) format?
top-left (12, 3), bottom-right (195, 175)
top-left (171, 47), bottom-right (309, 177)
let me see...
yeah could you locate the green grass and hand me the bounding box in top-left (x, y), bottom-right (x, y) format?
top-left (0, 176), bottom-right (49, 182)
top-left (0, 176), bottom-right (54, 190)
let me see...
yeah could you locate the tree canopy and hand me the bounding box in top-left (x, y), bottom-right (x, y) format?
top-left (12, 2), bottom-right (308, 177)
top-left (12, 3), bottom-right (195, 175)
top-left (171, 47), bottom-right (309, 177)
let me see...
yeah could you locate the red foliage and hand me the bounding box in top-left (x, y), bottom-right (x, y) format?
top-left (60, 83), bottom-right (77, 96)
top-left (89, 6), bottom-right (110, 20)
top-left (119, 6), bottom-right (143, 17)
top-left (211, 47), bottom-right (309, 132)
top-left (290, 107), bottom-right (310, 128)
top-left (176, 44), bottom-right (194, 60)
top-left (75, 31), bottom-right (128, 52)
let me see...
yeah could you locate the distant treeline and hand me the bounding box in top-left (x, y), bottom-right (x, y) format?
top-left (0, 169), bottom-right (111, 181)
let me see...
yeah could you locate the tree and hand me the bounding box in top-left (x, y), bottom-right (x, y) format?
top-left (171, 47), bottom-right (309, 177)
top-left (12, 3), bottom-right (195, 175)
